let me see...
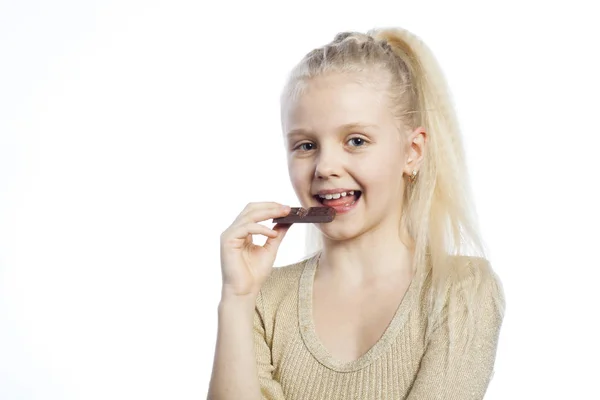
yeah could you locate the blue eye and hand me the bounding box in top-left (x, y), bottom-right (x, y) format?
top-left (348, 137), bottom-right (366, 147)
top-left (298, 142), bottom-right (315, 151)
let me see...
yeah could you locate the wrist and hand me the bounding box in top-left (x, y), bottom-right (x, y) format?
top-left (221, 284), bottom-right (259, 301)
top-left (219, 290), bottom-right (257, 313)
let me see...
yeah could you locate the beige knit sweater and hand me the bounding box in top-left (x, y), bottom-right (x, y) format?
top-left (253, 252), bottom-right (505, 400)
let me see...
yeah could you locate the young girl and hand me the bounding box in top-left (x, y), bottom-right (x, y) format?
top-left (208, 26), bottom-right (505, 400)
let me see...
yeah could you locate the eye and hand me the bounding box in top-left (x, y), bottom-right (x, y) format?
top-left (295, 142), bottom-right (316, 151)
top-left (348, 137), bottom-right (366, 147)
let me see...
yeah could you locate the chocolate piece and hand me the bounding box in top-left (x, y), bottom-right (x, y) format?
top-left (273, 207), bottom-right (336, 224)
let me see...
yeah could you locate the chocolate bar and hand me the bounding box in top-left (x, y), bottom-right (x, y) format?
top-left (273, 207), bottom-right (336, 224)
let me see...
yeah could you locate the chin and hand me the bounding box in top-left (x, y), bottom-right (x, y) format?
top-left (316, 221), bottom-right (365, 243)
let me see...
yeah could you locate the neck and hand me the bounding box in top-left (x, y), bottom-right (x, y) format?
top-left (318, 222), bottom-right (415, 285)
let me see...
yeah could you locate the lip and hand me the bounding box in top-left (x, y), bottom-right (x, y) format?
top-left (313, 188), bottom-right (358, 196)
top-left (312, 190), bottom-right (362, 215)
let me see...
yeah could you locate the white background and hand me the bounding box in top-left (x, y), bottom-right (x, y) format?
top-left (1, 1), bottom-right (599, 399)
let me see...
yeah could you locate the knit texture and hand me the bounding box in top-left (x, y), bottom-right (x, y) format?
top-left (253, 252), bottom-right (505, 400)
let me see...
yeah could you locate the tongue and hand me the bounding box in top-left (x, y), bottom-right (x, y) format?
top-left (322, 194), bottom-right (357, 207)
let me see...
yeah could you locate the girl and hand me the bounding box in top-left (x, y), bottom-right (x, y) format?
top-left (208, 27), bottom-right (505, 400)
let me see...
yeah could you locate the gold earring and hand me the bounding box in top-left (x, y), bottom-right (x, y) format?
top-left (410, 170), bottom-right (418, 182)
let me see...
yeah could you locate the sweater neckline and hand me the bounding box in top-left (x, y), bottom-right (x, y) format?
top-left (298, 251), bottom-right (419, 372)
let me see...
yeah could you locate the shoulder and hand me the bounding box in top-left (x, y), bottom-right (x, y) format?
top-left (257, 255), bottom-right (311, 309)
top-left (451, 255), bottom-right (504, 293)
top-left (264, 256), bottom-right (308, 290)
top-left (448, 255), bottom-right (506, 320)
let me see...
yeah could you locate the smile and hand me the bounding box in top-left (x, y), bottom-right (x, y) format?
top-left (313, 190), bottom-right (362, 214)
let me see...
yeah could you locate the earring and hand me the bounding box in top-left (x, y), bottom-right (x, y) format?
top-left (410, 170), bottom-right (418, 182)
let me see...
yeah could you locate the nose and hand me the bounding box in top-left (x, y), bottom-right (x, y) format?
top-left (314, 150), bottom-right (342, 180)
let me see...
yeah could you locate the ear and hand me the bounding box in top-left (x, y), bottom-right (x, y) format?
top-left (403, 127), bottom-right (427, 176)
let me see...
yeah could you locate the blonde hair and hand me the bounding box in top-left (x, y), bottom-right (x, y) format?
top-left (280, 27), bottom-right (505, 351)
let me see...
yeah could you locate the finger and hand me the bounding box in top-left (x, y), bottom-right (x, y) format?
top-left (263, 223), bottom-right (292, 252)
top-left (228, 222), bottom-right (278, 241)
top-left (240, 202), bottom-right (285, 216)
top-left (237, 204), bottom-right (291, 225)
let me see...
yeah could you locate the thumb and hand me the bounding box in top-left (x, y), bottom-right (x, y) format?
top-left (263, 223), bottom-right (291, 253)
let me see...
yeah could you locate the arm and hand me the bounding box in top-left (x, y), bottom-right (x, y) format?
top-left (207, 290), bottom-right (286, 400)
top-left (207, 292), bottom-right (262, 400)
top-left (208, 202), bottom-right (291, 400)
top-left (407, 270), bottom-right (505, 400)
top-left (253, 290), bottom-right (286, 399)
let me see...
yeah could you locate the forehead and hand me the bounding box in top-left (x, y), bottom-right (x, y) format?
top-left (282, 73), bottom-right (394, 135)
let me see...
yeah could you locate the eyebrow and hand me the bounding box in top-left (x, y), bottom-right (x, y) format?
top-left (286, 122), bottom-right (378, 137)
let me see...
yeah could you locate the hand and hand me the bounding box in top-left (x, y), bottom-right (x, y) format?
top-left (219, 202), bottom-right (292, 298)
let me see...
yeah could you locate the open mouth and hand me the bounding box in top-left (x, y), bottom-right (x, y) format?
top-left (314, 190), bottom-right (362, 207)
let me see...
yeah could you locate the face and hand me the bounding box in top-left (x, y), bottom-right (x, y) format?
top-left (282, 72), bottom-right (424, 242)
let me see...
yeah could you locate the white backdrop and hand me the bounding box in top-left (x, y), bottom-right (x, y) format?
top-left (1, 1), bottom-right (599, 399)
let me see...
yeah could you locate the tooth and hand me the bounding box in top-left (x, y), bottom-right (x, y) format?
top-left (332, 193), bottom-right (341, 199)
top-left (341, 192), bottom-right (347, 196)
top-left (325, 194), bottom-right (333, 200)
top-left (349, 190), bottom-right (354, 195)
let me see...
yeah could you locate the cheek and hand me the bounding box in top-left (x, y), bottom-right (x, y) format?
top-left (288, 160), bottom-right (311, 190)
top-left (360, 151), bottom-right (404, 189)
